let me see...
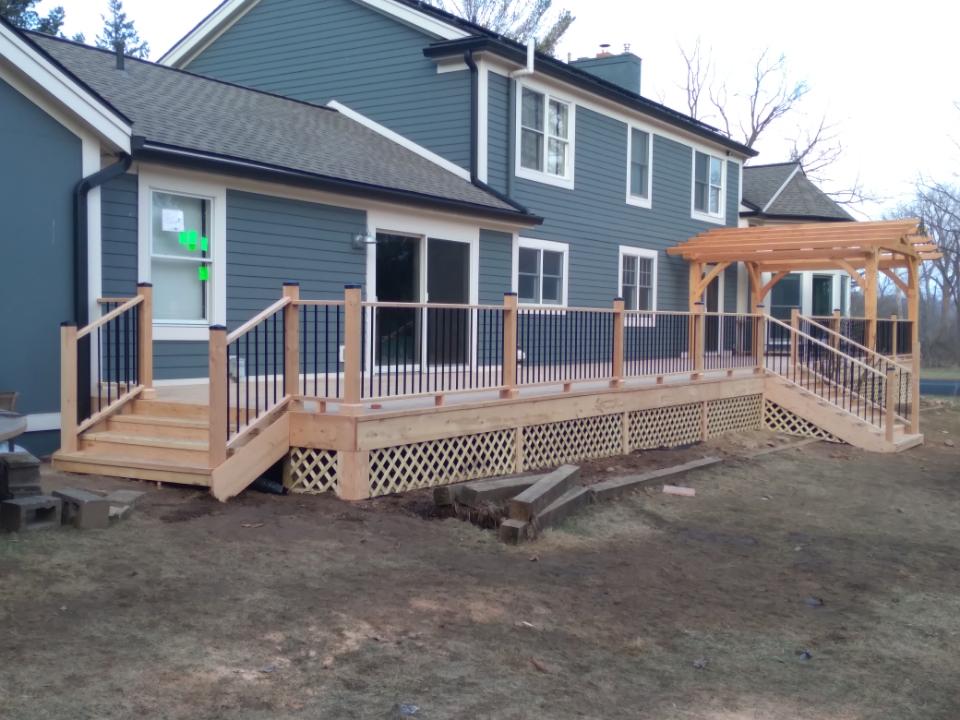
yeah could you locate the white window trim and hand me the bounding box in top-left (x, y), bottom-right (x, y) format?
top-left (625, 125), bottom-right (653, 209)
top-left (513, 237), bottom-right (570, 307)
top-left (137, 169), bottom-right (227, 341)
top-left (691, 148), bottom-right (727, 225)
top-left (514, 80), bottom-right (576, 190)
top-left (618, 245), bottom-right (658, 326)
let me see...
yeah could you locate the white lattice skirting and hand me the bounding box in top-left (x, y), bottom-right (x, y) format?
top-left (763, 400), bottom-right (840, 442)
top-left (285, 448), bottom-right (339, 494)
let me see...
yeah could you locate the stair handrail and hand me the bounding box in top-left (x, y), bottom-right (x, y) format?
top-left (77, 294), bottom-right (143, 339)
top-left (767, 316), bottom-right (887, 379)
top-left (798, 314), bottom-right (911, 374)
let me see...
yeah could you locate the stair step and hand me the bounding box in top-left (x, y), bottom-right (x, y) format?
top-left (53, 449), bottom-right (212, 486)
top-left (83, 432), bottom-right (208, 451)
top-left (128, 399), bottom-right (209, 420)
top-left (108, 414), bottom-right (208, 440)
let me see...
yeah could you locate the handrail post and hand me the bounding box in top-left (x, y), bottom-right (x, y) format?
top-left (136, 283), bottom-right (154, 398)
top-left (208, 325), bottom-right (228, 466)
top-left (611, 297), bottom-right (625, 387)
top-left (60, 322), bottom-right (78, 452)
top-left (754, 305), bottom-right (766, 374)
top-left (341, 285), bottom-right (363, 412)
top-left (890, 313), bottom-right (898, 362)
top-left (692, 302), bottom-right (705, 378)
top-left (790, 308), bottom-right (800, 371)
top-left (500, 292), bottom-right (518, 399)
top-left (911, 342), bottom-right (921, 435)
top-left (283, 283), bottom-right (300, 398)
top-left (885, 366), bottom-right (896, 443)
top-left (831, 309), bottom-right (841, 351)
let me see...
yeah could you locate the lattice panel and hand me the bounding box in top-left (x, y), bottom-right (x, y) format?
top-left (522, 413), bottom-right (622, 471)
top-left (368, 429), bottom-right (515, 497)
top-left (629, 402), bottom-right (702, 450)
top-left (705, 394), bottom-right (764, 438)
top-left (285, 448), bottom-right (339, 494)
top-left (763, 401), bottom-right (840, 443)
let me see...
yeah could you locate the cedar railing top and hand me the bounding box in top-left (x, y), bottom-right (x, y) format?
top-left (800, 315), bottom-right (912, 373)
top-left (767, 315), bottom-right (887, 379)
top-left (226, 297), bottom-right (290, 343)
top-left (77, 295), bottom-right (143, 339)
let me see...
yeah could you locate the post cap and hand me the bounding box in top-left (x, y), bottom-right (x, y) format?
top-left (503, 292), bottom-right (518, 297)
top-left (209, 324), bottom-right (227, 331)
top-left (60, 321), bottom-right (77, 327)
top-left (137, 282), bottom-right (153, 288)
top-left (613, 296), bottom-right (624, 302)
top-left (344, 284), bottom-right (361, 289)
top-left (283, 281), bottom-right (300, 287)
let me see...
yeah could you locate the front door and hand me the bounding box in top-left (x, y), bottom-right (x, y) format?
top-left (704, 272), bottom-right (721, 352)
top-left (426, 238), bottom-right (470, 366)
top-left (812, 275), bottom-right (833, 316)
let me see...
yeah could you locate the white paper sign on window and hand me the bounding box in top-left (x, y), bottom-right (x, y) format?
top-left (161, 208), bottom-right (185, 233)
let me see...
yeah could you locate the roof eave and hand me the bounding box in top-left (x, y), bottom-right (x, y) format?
top-left (134, 140), bottom-right (543, 226)
top-left (423, 37), bottom-right (757, 158)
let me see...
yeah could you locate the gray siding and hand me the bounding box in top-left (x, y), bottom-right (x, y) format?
top-left (487, 72), bottom-right (511, 195)
top-left (101, 173), bottom-right (138, 296)
top-left (186, 0), bottom-right (472, 169)
top-left (478, 229), bottom-right (512, 304)
top-left (0, 77), bottom-right (81, 453)
top-left (225, 190), bottom-right (367, 314)
top-left (505, 103), bottom-right (741, 311)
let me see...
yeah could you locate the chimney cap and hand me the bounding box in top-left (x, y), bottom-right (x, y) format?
top-left (597, 43), bottom-right (612, 58)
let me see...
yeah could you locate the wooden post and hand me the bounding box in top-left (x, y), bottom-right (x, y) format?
top-left (754, 305), bottom-right (766, 374)
top-left (790, 308), bottom-right (800, 370)
top-left (831, 309), bottom-right (841, 351)
top-left (911, 342), bottom-right (921, 435)
top-left (692, 302), bottom-right (705, 378)
top-left (136, 283), bottom-right (153, 397)
top-left (611, 297), bottom-right (625, 387)
top-left (501, 292), bottom-right (518, 399)
top-left (885, 366), bottom-right (896, 443)
top-left (283, 283), bottom-right (300, 398)
top-left (907, 257), bottom-right (921, 435)
top-left (60, 322), bottom-right (78, 453)
top-left (890, 313), bottom-right (898, 361)
top-left (337, 449), bottom-right (371, 501)
top-left (341, 284), bottom-right (362, 411)
top-left (865, 250), bottom-right (879, 352)
top-left (208, 325), bottom-right (228, 467)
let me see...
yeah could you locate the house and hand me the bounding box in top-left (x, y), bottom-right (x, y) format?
top-left (738, 161), bottom-right (854, 321)
top-left (0, 18), bottom-right (539, 454)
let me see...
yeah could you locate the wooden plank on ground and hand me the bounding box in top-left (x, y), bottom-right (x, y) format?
top-left (533, 487), bottom-right (592, 532)
top-left (589, 456), bottom-right (721, 502)
top-left (509, 465), bottom-right (580, 521)
top-left (459, 473), bottom-right (545, 508)
top-left (498, 518), bottom-right (531, 545)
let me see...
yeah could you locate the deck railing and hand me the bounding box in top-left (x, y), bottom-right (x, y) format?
top-left (60, 283), bottom-right (153, 452)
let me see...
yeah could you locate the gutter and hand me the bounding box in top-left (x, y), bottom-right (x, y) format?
top-left (462, 49), bottom-right (537, 216)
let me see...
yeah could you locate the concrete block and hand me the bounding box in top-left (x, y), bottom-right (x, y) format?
top-left (498, 518), bottom-right (532, 545)
top-left (459, 473), bottom-right (544, 508)
top-left (0, 452), bottom-right (41, 501)
top-left (101, 489), bottom-right (146, 507)
top-left (53, 488), bottom-right (110, 530)
top-left (1, 496), bottom-right (61, 533)
top-left (509, 465), bottom-right (580, 522)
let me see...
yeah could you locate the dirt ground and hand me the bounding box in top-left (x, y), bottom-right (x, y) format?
top-left (1, 403), bottom-right (959, 720)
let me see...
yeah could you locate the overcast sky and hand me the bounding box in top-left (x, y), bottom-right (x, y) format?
top-left (41, 0), bottom-right (960, 219)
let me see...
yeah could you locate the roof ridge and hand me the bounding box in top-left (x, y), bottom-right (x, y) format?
top-left (26, 30), bottom-right (338, 116)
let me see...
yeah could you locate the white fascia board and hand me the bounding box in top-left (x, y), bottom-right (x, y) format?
top-left (327, 100), bottom-right (471, 181)
top-left (0, 25), bottom-right (131, 151)
top-left (761, 164), bottom-right (801, 213)
top-left (356, 0), bottom-right (470, 39)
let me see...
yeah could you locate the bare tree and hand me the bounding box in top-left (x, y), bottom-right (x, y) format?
top-left (427, 0), bottom-right (574, 56)
top-left (679, 38), bottom-right (711, 118)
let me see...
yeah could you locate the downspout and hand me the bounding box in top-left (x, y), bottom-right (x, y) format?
top-left (463, 49), bottom-right (533, 214)
top-left (73, 146), bottom-right (135, 422)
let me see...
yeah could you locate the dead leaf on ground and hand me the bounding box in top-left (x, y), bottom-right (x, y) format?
top-left (530, 657), bottom-right (550, 673)
top-left (241, 522), bottom-right (265, 529)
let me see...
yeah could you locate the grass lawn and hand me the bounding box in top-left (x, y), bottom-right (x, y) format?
top-left (922, 366), bottom-right (960, 379)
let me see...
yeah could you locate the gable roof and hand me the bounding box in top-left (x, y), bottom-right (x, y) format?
top-left (0, 17), bottom-right (131, 151)
top-left (159, 0), bottom-right (756, 158)
top-left (30, 33), bottom-right (537, 224)
top-left (741, 162), bottom-right (852, 221)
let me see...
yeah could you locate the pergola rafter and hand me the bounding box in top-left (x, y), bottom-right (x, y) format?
top-left (668, 218), bottom-right (942, 351)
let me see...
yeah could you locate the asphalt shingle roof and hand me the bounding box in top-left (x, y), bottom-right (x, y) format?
top-left (742, 162), bottom-right (852, 221)
top-left (30, 34), bottom-right (523, 218)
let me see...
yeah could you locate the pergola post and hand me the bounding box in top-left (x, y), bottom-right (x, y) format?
top-left (907, 257), bottom-right (921, 434)
top-left (865, 250), bottom-right (879, 351)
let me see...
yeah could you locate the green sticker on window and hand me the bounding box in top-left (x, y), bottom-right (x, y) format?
top-left (200, 236), bottom-right (209, 252)
top-left (198, 265), bottom-right (209, 281)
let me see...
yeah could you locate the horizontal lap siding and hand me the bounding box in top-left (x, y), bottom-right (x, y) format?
top-left (487, 72), bottom-right (511, 194)
top-left (186, 0), bottom-right (471, 169)
top-left (101, 173), bottom-right (138, 297)
top-left (478, 229), bottom-right (512, 304)
top-left (510, 104), bottom-right (741, 312)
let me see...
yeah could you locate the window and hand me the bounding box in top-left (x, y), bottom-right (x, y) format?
top-left (627, 127), bottom-right (651, 206)
top-left (150, 191), bottom-right (212, 323)
top-left (516, 238), bottom-right (568, 306)
top-left (517, 85), bottom-right (574, 188)
top-left (693, 150), bottom-right (724, 221)
top-left (138, 170), bottom-right (225, 341)
top-left (618, 246), bottom-right (657, 316)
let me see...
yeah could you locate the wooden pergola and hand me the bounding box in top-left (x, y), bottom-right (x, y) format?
top-left (667, 218), bottom-right (941, 350)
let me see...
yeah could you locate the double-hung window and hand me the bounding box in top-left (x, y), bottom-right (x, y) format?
top-left (692, 150), bottom-right (724, 222)
top-left (627, 127), bottom-right (652, 207)
top-left (518, 85), bottom-right (574, 188)
top-left (619, 246), bottom-right (657, 319)
top-left (517, 238), bottom-right (568, 306)
top-left (139, 171), bottom-right (225, 340)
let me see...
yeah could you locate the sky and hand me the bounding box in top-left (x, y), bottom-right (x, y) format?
top-left (40, 0), bottom-right (960, 220)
